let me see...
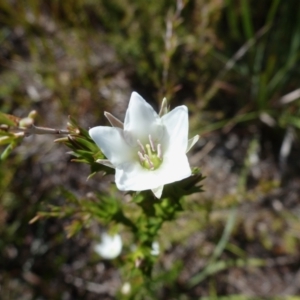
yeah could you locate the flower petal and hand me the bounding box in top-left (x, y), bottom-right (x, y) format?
top-left (89, 126), bottom-right (133, 166)
top-left (115, 153), bottom-right (191, 192)
top-left (124, 92), bottom-right (163, 143)
top-left (115, 162), bottom-right (152, 191)
top-left (161, 105), bottom-right (188, 154)
top-left (94, 232), bottom-right (122, 259)
top-left (150, 241), bottom-right (160, 256)
top-left (158, 152), bottom-right (191, 184)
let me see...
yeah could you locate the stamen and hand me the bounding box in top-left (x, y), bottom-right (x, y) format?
top-left (148, 134), bottom-right (155, 152)
top-left (138, 151), bottom-right (146, 163)
top-left (157, 144), bottom-right (162, 159)
top-left (137, 139), bottom-right (145, 154)
top-left (144, 154), bottom-right (154, 170)
top-left (146, 144), bottom-right (153, 157)
top-left (136, 138), bottom-right (163, 170)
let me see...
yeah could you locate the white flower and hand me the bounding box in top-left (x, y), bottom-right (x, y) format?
top-left (89, 92), bottom-right (199, 198)
top-left (94, 232), bottom-right (122, 259)
top-left (150, 241), bottom-right (160, 256)
top-left (121, 282), bottom-right (131, 295)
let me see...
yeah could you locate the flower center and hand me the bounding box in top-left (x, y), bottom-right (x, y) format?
top-left (137, 135), bottom-right (163, 170)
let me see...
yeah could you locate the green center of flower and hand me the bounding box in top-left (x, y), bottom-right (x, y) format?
top-left (137, 135), bottom-right (163, 170)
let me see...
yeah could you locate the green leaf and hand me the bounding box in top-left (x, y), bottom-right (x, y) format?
top-left (240, 0), bottom-right (254, 40)
top-left (0, 112), bottom-right (16, 126)
top-left (71, 136), bottom-right (99, 152)
top-left (0, 140), bottom-right (19, 160)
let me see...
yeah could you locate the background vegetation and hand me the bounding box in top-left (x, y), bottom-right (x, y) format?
top-left (1, 0), bottom-right (300, 299)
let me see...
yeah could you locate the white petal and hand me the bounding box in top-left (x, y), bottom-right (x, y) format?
top-left (121, 282), bottom-right (131, 295)
top-left (186, 135), bottom-right (199, 153)
top-left (115, 162), bottom-right (155, 191)
top-left (94, 233), bottom-right (122, 259)
top-left (151, 185), bottom-right (164, 198)
top-left (158, 152), bottom-right (191, 184)
top-left (89, 126), bottom-right (134, 167)
top-left (124, 92), bottom-right (163, 143)
top-left (161, 106), bottom-right (189, 154)
top-left (115, 152), bottom-right (191, 192)
top-left (151, 241), bottom-right (160, 256)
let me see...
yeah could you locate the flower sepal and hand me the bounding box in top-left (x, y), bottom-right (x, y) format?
top-left (55, 116), bottom-right (115, 178)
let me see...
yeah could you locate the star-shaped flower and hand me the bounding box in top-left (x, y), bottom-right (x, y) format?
top-left (89, 92), bottom-right (198, 198)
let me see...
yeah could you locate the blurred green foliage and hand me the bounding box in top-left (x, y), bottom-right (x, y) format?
top-left (201, 0), bottom-right (300, 133)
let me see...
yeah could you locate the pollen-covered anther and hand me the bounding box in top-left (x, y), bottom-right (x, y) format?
top-left (157, 144), bottom-right (162, 160)
top-left (138, 151), bottom-right (146, 163)
top-left (148, 134), bottom-right (155, 152)
top-left (145, 154), bottom-right (154, 170)
top-left (137, 139), bottom-right (145, 154)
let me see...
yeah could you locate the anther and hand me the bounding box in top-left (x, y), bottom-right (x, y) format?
top-left (137, 139), bottom-right (145, 154)
top-left (148, 134), bottom-right (155, 152)
top-left (157, 144), bottom-right (162, 159)
top-left (144, 154), bottom-right (154, 170)
top-left (138, 151), bottom-right (146, 163)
